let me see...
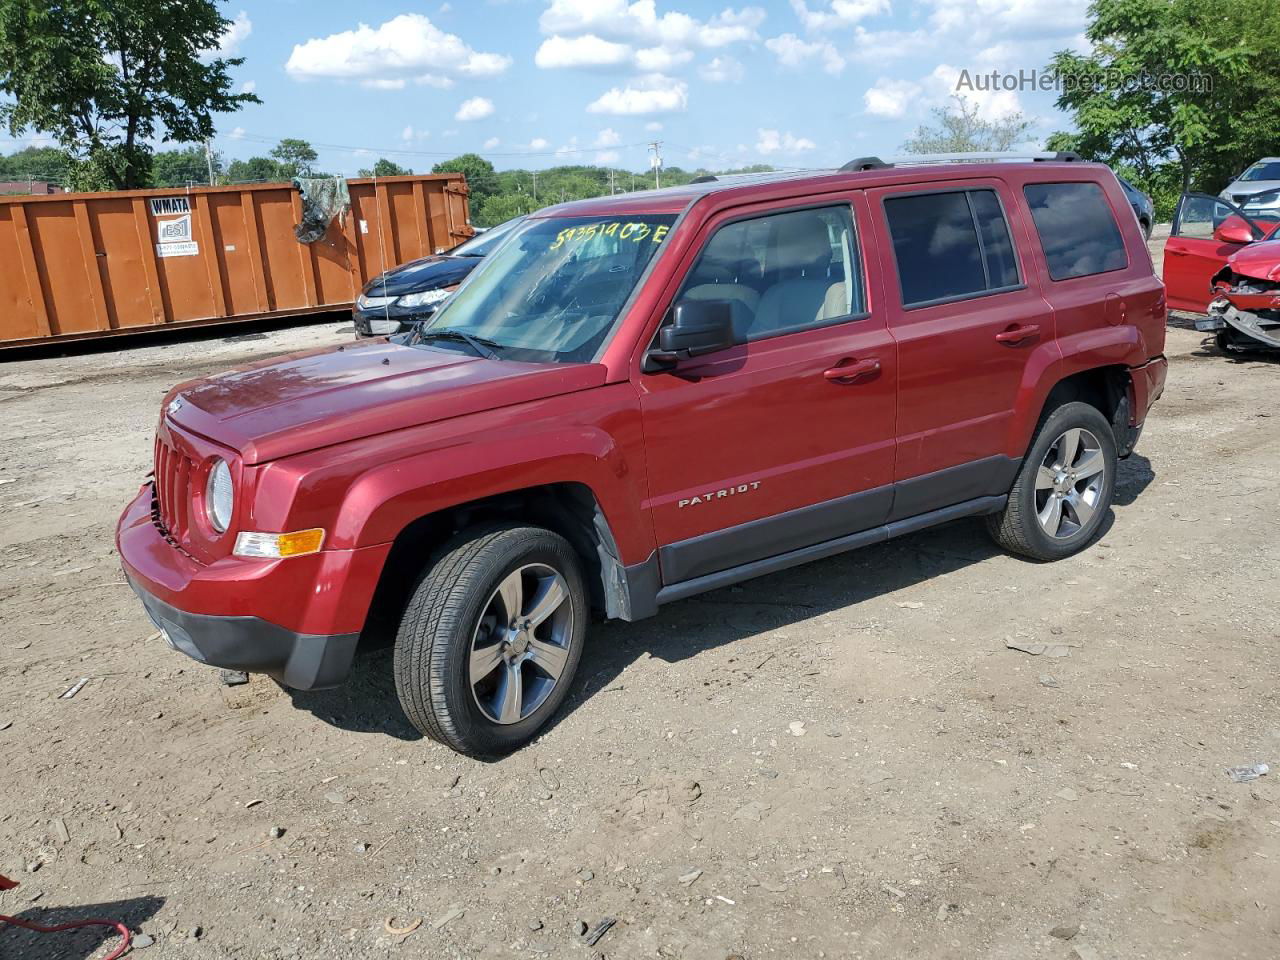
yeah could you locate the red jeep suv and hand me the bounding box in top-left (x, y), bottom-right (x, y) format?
top-left (117, 155), bottom-right (1168, 756)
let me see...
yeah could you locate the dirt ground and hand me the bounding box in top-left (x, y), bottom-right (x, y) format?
top-left (3, 235), bottom-right (1279, 960)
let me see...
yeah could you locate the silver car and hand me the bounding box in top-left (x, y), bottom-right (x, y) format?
top-left (1220, 158), bottom-right (1280, 221)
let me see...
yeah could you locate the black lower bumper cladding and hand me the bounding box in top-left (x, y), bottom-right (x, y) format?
top-left (127, 577), bottom-right (358, 690)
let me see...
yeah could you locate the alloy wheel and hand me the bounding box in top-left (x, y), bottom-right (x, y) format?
top-left (1035, 427), bottom-right (1107, 539)
top-left (468, 563), bottom-right (573, 724)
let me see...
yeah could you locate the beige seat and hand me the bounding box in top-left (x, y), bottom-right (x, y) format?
top-left (750, 212), bottom-right (847, 338)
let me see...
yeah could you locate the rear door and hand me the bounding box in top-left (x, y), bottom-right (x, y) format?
top-left (866, 179), bottom-right (1053, 518)
top-left (1165, 193), bottom-right (1264, 312)
top-left (636, 194), bottom-right (898, 585)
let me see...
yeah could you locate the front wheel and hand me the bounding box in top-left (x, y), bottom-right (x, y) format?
top-left (393, 525), bottom-right (587, 756)
top-left (986, 402), bottom-right (1117, 561)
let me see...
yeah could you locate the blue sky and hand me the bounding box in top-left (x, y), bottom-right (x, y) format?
top-left (10, 0), bottom-right (1095, 175)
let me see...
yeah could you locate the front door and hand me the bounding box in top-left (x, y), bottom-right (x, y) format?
top-left (636, 197), bottom-right (898, 585)
top-left (1164, 193), bottom-right (1264, 312)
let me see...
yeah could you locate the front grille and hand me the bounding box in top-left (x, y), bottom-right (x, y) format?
top-left (152, 434), bottom-right (195, 541)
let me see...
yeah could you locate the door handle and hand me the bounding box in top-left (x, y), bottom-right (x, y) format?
top-left (824, 357), bottom-right (880, 383)
top-left (995, 324), bottom-right (1040, 344)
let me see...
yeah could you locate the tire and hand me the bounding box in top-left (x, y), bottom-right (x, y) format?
top-left (986, 401), bottom-right (1117, 561)
top-left (1140, 217), bottom-right (1152, 241)
top-left (393, 524), bottom-right (587, 757)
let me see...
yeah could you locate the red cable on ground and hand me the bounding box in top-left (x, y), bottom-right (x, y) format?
top-left (0, 913), bottom-right (132, 960)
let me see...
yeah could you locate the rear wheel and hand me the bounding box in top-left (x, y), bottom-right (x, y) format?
top-left (986, 402), bottom-right (1116, 561)
top-left (393, 525), bottom-right (587, 756)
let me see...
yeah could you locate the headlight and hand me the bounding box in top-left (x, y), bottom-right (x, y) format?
top-left (396, 288), bottom-right (451, 309)
top-left (356, 293), bottom-right (396, 310)
top-left (206, 459), bottom-right (234, 533)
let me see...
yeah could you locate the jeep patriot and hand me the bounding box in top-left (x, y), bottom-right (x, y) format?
top-left (118, 155), bottom-right (1169, 756)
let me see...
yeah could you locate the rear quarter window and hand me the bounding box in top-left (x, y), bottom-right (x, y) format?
top-left (1023, 182), bottom-right (1128, 281)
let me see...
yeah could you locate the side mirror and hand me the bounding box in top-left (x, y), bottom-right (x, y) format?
top-left (1214, 217), bottom-right (1257, 244)
top-left (644, 299), bottom-right (737, 371)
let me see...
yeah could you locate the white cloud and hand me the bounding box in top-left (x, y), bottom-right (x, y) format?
top-left (645, 120), bottom-right (664, 132)
top-left (216, 11), bottom-right (252, 57)
top-left (596, 150), bottom-right (621, 164)
top-left (238, 79), bottom-right (256, 95)
top-left (401, 124), bottom-right (415, 141)
top-left (926, 0), bottom-right (1087, 38)
top-left (228, 126), bottom-right (246, 141)
top-left (791, 0), bottom-right (889, 32)
top-left (862, 78), bottom-right (920, 117)
top-left (587, 74), bottom-right (688, 115)
top-left (541, 0), bottom-right (765, 47)
top-left (535, 34), bottom-right (632, 69)
top-left (286, 14), bottom-right (511, 88)
top-left (849, 26), bottom-right (930, 62)
top-left (537, 1), bottom-right (764, 77)
top-left (756, 129), bottom-right (816, 154)
top-left (594, 127), bottom-right (622, 147)
top-left (765, 33), bottom-right (845, 74)
top-left (439, 1), bottom-right (452, 10)
top-left (483, 136), bottom-right (501, 149)
top-left (529, 137), bottom-right (550, 150)
top-left (634, 45), bottom-right (694, 71)
top-left (928, 63), bottom-right (1024, 120)
top-left (455, 96), bottom-right (495, 121)
top-left (699, 55), bottom-right (744, 83)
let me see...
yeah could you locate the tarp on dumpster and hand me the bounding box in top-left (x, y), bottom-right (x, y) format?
top-left (293, 176), bottom-right (351, 244)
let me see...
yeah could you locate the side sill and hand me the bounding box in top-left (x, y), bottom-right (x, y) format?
top-left (654, 494), bottom-right (1007, 607)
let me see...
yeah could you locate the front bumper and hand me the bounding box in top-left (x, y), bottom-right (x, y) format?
top-left (117, 485), bottom-right (388, 689)
top-left (129, 576), bottom-right (358, 690)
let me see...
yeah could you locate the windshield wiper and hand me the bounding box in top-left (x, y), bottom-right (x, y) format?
top-left (414, 327), bottom-right (504, 361)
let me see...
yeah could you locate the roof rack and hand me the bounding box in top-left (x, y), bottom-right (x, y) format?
top-left (839, 151), bottom-right (1081, 172)
top-left (690, 174), bottom-right (718, 183)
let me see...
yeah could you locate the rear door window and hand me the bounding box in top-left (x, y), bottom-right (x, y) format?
top-left (883, 188), bottom-right (1022, 307)
top-left (1023, 182), bottom-right (1128, 280)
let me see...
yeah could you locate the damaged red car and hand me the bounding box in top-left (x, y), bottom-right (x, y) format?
top-left (1164, 192), bottom-right (1280, 352)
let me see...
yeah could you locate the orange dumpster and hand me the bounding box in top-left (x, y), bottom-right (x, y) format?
top-left (0, 174), bottom-right (472, 349)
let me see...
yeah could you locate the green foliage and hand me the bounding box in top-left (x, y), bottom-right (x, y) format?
top-left (270, 138), bottom-right (318, 178)
top-left (901, 96), bottom-right (1034, 153)
top-left (432, 152), bottom-right (497, 207)
top-left (0, 144), bottom-right (70, 185)
top-left (0, 0), bottom-right (259, 190)
top-left (1047, 0), bottom-right (1280, 213)
top-left (224, 155), bottom-right (286, 184)
top-left (151, 145), bottom-right (221, 187)
top-left (357, 158), bottom-right (412, 178)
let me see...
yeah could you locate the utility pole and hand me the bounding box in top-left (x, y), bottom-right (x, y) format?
top-left (532, 170), bottom-right (538, 203)
top-left (648, 141), bottom-right (663, 189)
top-left (608, 168), bottom-right (616, 195)
top-left (204, 140), bottom-right (216, 185)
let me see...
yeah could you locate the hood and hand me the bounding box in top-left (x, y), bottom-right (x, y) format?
top-left (1225, 180), bottom-right (1280, 199)
top-left (165, 340), bottom-right (606, 464)
top-left (363, 255), bottom-right (478, 297)
top-left (1225, 239), bottom-right (1280, 283)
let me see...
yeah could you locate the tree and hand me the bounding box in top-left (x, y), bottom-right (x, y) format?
top-left (1046, 0), bottom-right (1280, 196)
top-left (0, 0), bottom-right (258, 190)
top-left (224, 155), bottom-right (286, 184)
top-left (433, 153), bottom-right (497, 207)
top-left (901, 96), bottom-right (1034, 154)
top-left (357, 157), bottom-right (412, 178)
top-left (270, 138), bottom-right (318, 178)
top-left (0, 145), bottom-right (71, 184)
top-left (151, 145), bottom-right (220, 187)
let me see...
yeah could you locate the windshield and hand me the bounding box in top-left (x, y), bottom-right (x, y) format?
top-left (450, 216), bottom-right (524, 258)
top-left (415, 214), bottom-right (677, 363)
top-left (1240, 162), bottom-right (1280, 182)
